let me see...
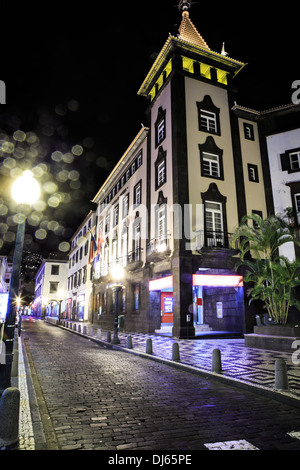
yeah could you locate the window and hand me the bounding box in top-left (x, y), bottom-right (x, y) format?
top-left (157, 205), bottom-right (167, 245)
top-left (252, 210), bottom-right (263, 229)
top-left (201, 183), bottom-right (228, 248)
top-left (134, 181), bottom-right (142, 206)
top-left (134, 284), bottom-right (140, 312)
top-left (205, 201), bottom-right (224, 247)
top-left (112, 238), bottom-right (118, 262)
top-left (290, 152), bottom-right (300, 171)
top-left (113, 205), bottom-right (119, 227)
top-left (105, 214), bottom-right (110, 234)
top-left (157, 121), bottom-right (165, 144)
top-left (243, 122), bottom-right (255, 141)
top-left (248, 164), bottom-right (259, 182)
top-left (199, 110), bottom-right (218, 133)
top-left (197, 95), bottom-right (220, 135)
top-left (51, 265), bottom-right (59, 275)
top-left (158, 161), bottom-right (166, 186)
top-left (49, 282), bottom-right (59, 293)
top-left (280, 148), bottom-right (300, 173)
top-left (122, 194), bottom-right (129, 218)
top-left (295, 194), bottom-right (300, 225)
top-left (199, 137), bottom-right (224, 180)
top-left (121, 226), bottom-right (128, 267)
top-left (133, 223), bottom-right (141, 261)
top-left (83, 266), bottom-right (87, 284)
top-left (155, 146), bottom-right (167, 189)
top-left (155, 107), bottom-right (166, 147)
top-left (137, 151), bottom-right (142, 168)
top-left (202, 152), bottom-right (220, 178)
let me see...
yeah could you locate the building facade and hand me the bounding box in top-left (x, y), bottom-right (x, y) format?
top-left (34, 259), bottom-right (68, 318)
top-left (87, 5), bottom-right (275, 338)
top-left (66, 211), bottom-right (96, 321)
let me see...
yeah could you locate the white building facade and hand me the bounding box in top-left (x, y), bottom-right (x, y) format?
top-left (34, 259), bottom-right (68, 318)
top-left (66, 211), bottom-right (96, 321)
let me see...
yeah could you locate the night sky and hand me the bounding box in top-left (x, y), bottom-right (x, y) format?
top-left (0, 0), bottom-right (298, 258)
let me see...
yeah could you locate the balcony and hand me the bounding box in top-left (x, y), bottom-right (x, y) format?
top-left (195, 230), bottom-right (239, 251)
top-left (146, 234), bottom-right (171, 262)
top-left (126, 247), bottom-right (144, 271)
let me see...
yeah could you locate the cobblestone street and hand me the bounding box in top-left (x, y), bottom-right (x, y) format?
top-left (20, 319), bottom-right (300, 452)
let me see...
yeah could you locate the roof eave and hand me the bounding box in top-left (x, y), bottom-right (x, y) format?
top-left (137, 36), bottom-right (246, 97)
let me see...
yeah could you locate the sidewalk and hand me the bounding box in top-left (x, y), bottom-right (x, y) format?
top-left (56, 319), bottom-right (300, 406)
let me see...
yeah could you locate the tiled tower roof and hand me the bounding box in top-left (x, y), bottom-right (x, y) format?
top-left (178, 11), bottom-right (210, 50)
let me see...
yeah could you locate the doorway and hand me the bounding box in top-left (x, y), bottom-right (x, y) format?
top-left (160, 292), bottom-right (173, 324)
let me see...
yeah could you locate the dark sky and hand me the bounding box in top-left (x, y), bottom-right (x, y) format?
top-left (0, 0), bottom-right (298, 257)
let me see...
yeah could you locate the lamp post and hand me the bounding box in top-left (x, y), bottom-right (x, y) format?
top-left (57, 290), bottom-right (65, 324)
top-left (0, 171), bottom-right (40, 393)
top-left (111, 264), bottom-right (124, 345)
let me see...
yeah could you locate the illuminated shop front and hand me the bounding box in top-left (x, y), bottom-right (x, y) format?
top-left (148, 272), bottom-right (245, 335)
top-left (149, 275), bottom-right (174, 332)
top-left (192, 273), bottom-right (245, 333)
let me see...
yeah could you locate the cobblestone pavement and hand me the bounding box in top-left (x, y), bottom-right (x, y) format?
top-left (16, 319), bottom-right (300, 451)
top-left (61, 319), bottom-right (300, 401)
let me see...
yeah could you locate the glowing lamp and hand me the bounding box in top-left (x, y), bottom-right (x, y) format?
top-left (12, 170), bottom-right (40, 205)
top-left (111, 264), bottom-right (125, 283)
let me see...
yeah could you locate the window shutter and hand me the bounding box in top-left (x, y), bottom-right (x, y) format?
top-left (280, 152), bottom-right (291, 171)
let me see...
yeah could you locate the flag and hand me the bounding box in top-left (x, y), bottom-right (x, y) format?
top-left (88, 230), bottom-right (98, 264)
top-left (97, 227), bottom-right (105, 252)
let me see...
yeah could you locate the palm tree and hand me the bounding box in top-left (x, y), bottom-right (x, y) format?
top-left (232, 214), bottom-right (300, 324)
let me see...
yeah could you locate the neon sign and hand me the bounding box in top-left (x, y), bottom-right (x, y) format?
top-left (149, 276), bottom-right (173, 291)
top-left (193, 274), bottom-right (243, 287)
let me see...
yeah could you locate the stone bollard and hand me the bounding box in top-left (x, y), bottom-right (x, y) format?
top-left (82, 326), bottom-right (87, 335)
top-left (73, 324), bottom-right (77, 331)
top-left (11, 336), bottom-right (19, 378)
top-left (77, 324), bottom-right (81, 333)
top-left (146, 338), bottom-right (153, 354)
top-left (106, 331), bottom-right (111, 343)
top-left (212, 349), bottom-right (222, 373)
top-left (65, 322), bottom-right (69, 328)
top-left (126, 335), bottom-right (133, 349)
top-left (275, 358), bottom-right (289, 390)
top-left (97, 329), bottom-right (102, 339)
top-left (172, 343), bottom-right (180, 361)
top-left (89, 327), bottom-right (94, 337)
top-left (0, 387), bottom-right (20, 448)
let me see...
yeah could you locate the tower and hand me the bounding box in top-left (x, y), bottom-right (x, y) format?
top-left (138, 4), bottom-right (249, 338)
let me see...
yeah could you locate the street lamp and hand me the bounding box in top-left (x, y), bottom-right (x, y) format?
top-left (0, 170), bottom-right (40, 393)
top-left (110, 264), bottom-right (124, 345)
